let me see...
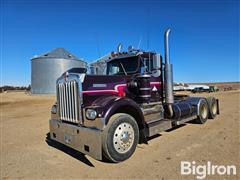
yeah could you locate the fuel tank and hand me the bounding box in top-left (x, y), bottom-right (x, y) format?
top-left (171, 101), bottom-right (194, 120)
top-left (167, 97), bottom-right (204, 120)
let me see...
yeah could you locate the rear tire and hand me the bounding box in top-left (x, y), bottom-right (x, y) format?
top-left (195, 99), bottom-right (209, 124)
top-left (102, 113), bottom-right (139, 162)
top-left (207, 97), bottom-right (218, 119)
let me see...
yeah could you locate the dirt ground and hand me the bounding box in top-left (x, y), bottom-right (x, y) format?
top-left (0, 90), bottom-right (239, 179)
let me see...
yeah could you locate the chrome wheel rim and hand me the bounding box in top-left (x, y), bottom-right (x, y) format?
top-left (201, 104), bottom-right (208, 119)
top-left (113, 122), bottom-right (134, 154)
top-left (212, 102), bottom-right (217, 115)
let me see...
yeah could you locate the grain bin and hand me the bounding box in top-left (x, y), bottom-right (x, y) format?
top-left (90, 53), bottom-right (111, 75)
top-left (31, 48), bottom-right (87, 94)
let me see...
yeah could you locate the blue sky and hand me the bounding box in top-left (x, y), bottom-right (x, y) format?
top-left (1, 0), bottom-right (239, 86)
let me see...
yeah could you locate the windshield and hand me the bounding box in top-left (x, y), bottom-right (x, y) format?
top-left (106, 57), bottom-right (139, 75)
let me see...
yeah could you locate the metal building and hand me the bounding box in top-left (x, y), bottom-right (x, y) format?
top-left (90, 53), bottom-right (111, 75)
top-left (31, 48), bottom-right (87, 94)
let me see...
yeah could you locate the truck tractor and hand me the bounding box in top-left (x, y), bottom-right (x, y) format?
top-left (49, 28), bottom-right (220, 162)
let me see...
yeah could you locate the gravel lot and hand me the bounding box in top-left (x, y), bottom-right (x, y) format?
top-left (1, 90), bottom-right (239, 179)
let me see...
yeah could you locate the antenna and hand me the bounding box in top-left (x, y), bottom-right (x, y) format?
top-left (95, 33), bottom-right (101, 58)
top-left (146, 8), bottom-right (150, 50)
top-left (147, 31), bottom-right (149, 50)
top-left (137, 36), bottom-right (142, 49)
top-left (117, 43), bottom-right (123, 52)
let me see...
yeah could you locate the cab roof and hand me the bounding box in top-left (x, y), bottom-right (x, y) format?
top-left (106, 50), bottom-right (156, 63)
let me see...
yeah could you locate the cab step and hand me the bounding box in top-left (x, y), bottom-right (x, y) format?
top-left (174, 115), bottom-right (197, 126)
top-left (146, 119), bottom-right (172, 137)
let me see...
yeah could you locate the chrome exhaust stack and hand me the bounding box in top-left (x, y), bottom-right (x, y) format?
top-left (164, 28), bottom-right (174, 117)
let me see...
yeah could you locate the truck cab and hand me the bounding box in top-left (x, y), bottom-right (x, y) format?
top-left (49, 28), bottom-right (220, 162)
top-left (106, 51), bottom-right (159, 76)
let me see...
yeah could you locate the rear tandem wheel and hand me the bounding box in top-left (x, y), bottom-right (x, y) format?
top-left (195, 99), bottom-right (209, 124)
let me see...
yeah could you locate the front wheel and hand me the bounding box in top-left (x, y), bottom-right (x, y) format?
top-left (102, 113), bottom-right (139, 162)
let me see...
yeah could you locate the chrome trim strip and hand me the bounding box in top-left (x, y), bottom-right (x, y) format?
top-left (74, 81), bottom-right (78, 122)
top-left (139, 87), bottom-right (151, 90)
top-left (70, 81), bottom-right (75, 121)
top-left (139, 95), bottom-right (151, 98)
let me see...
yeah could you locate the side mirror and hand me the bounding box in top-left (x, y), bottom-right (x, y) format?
top-left (152, 54), bottom-right (161, 77)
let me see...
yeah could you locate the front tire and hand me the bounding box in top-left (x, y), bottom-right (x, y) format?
top-left (102, 113), bottom-right (139, 162)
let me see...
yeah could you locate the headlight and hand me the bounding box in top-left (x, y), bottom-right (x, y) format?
top-left (86, 109), bottom-right (97, 120)
top-left (51, 105), bottom-right (57, 114)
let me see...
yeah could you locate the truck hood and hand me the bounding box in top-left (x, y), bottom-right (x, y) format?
top-left (81, 75), bottom-right (127, 106)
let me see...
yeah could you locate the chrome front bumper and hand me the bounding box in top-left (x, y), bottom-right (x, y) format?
top-left (49, 119), bottom-right (102, 160)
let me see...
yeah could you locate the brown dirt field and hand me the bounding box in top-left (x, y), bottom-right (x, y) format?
top-left (0, 91), bottom-right (240, 179)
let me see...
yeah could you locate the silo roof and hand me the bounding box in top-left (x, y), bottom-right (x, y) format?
top-left (90, 53), bottom-right (111, 66)
top-left (32, 48), bottom-right (84, 62)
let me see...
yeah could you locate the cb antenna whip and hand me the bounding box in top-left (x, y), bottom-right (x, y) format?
top-left (137, 36), bottom-right (142, 49)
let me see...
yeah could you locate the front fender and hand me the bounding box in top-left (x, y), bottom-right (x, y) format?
top-left (93, 96), bottom-right (146, 129)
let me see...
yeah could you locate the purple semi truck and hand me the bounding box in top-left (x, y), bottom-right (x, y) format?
top-left (49, 28), bottom-right (219, 162)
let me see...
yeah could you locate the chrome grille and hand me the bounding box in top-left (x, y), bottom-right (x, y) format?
top-left (57, 81), bottom-right (80, 124)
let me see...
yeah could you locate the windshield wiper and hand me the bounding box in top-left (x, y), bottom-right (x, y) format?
top-left (119, 62), bottom-right (127, 75)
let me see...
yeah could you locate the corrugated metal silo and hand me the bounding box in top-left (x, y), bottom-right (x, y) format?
top-left (31, 48), bottom-right (87, 94)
